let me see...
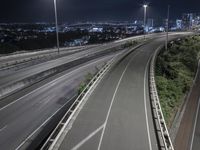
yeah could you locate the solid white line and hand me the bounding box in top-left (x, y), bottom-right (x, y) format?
top-left (15, 96), bottom-right (76, 150)
top-left (194, 60), bottom-right (200, 83)
top-left (97, 51), bottom-right (138, 150)
top-left (144, 56), bottom-right (153, 150)
top-left (0, 125), bottom-right (7, 132)
top-left (0, 56), bottom-right (113, 112)
top-left (188, 61), bottom-right (200, 150)
top-left (71, 124), bottom-right (104, 150)
top-left (190, 97), bottom-right (200, 150)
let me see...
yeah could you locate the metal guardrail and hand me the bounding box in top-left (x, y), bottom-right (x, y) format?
top-left (41, 56), bottom-right (116, 150)
top-left (149, 45), bottom-right (174, 150)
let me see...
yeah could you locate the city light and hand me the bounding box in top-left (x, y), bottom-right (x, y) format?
top-left (143, 4), bottom-right (148, 8)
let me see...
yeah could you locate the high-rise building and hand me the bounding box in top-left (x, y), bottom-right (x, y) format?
top-left (182, 13), bottom-right (200, 29)
top-left (147, 19), bottom-right (154, 28)
top-left (192, 13), bottom-right (200, 26)
top-left (182, 13), bottom-right (193, 29)
top-left (176, 19), bottom-right (182, 29)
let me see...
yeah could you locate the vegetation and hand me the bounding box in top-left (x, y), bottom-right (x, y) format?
top-left (155, 35), bottom-right (200, 126)
top-left (122, 40), bottom-right (138, 49)
top-left (78, 73), bottom-right (94, 95)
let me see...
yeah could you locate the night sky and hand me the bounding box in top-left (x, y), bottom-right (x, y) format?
top-left (0, 0), bottom-right (199, 23)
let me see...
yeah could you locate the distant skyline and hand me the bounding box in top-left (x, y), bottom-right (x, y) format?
top-left (0, 0), bottom-right (199, 23)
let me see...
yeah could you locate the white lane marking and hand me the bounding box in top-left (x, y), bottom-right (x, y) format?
top-left (190, 97), bottom-right (200, 150)
top-left (144, 55), bottom-right (153, 150)
top-left (190, 60), bottom-right (200, 150)
top-left (71, 124), bottom-right (104, 150)
top-left (194, 60), bottom-right (200, 84)
top-left (0, 125), bottom-right (7, 132)
top-left (0, 55), bottom-right (114, 112)
top-left (15, 96), bottom-right (76, 150)
top-left (97, 50), bottom-right (140, 150)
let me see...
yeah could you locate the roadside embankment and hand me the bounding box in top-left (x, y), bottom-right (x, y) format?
top-left (155, 35), bottom-right (200, 127)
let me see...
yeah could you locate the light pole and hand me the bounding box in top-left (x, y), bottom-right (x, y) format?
top-left (165, 5), bottom-right (170, 50)
top-left (143, 4), bottom-right (148, 39)
top-left (54, 0), bottom-right (60, 54)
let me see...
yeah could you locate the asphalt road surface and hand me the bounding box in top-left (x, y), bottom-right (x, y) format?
top-left (191, 103), bottom-right (200, 150)
top-left (174, 60), bottom-right (200, 150)
top-left (54, 33), bottom-right (190, 150)
top-left (0, 54), bottom-right (118, 150)
top-left (0, 32), bottom-right (191, 150)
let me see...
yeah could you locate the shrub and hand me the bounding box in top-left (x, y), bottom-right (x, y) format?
top-left (155, 35), bottom-right (200, 125)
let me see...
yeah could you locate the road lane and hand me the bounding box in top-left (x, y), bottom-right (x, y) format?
top-left (0, 54), bottom-right (117, 150)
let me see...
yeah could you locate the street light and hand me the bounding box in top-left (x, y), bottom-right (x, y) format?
top-left (143, 4), bottom-right (148, 39)
top-left (53, 0), bottom-right (60, 54)
top-left (165, 5), bottom-right (170, 50)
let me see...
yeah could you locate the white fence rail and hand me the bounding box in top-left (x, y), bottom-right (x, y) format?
top-left (149, 46), bottom-right (174, 150)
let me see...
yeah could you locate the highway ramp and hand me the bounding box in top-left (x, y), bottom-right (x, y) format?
top-left (51, 34), bottom-right (189, 150)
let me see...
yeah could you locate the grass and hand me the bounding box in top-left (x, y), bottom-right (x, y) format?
top-left (155, 35), bottom-right (200, 126)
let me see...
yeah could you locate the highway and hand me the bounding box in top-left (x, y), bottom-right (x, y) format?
top-left (0, 53), bottom-right (120, 150)
top-left (0, 32), bottom-right (191, 150)
top-left (0, 32), bottom-right (166, 98)
top-left (0, 33), bottom-right (149, 150)
top-left (0, 40), bottom-right (132, 98)
top-left (51, 33), bottom-right (190, 150)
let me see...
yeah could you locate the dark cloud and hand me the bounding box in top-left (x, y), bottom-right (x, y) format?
top-left (0, 0), bottom-right (199, 23)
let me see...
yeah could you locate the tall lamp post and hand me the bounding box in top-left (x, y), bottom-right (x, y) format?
top-left (165, 5), bottom-right (170, 50)
top-left (54, 0), bottom-right (60, 54)
top-left (143, 4), bottom-right (148, 39)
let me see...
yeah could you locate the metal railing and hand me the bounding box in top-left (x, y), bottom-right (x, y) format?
top-left (149, 45), bottom-right (174, 150)
top-left (41, 56), bottom-right (116, 150)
